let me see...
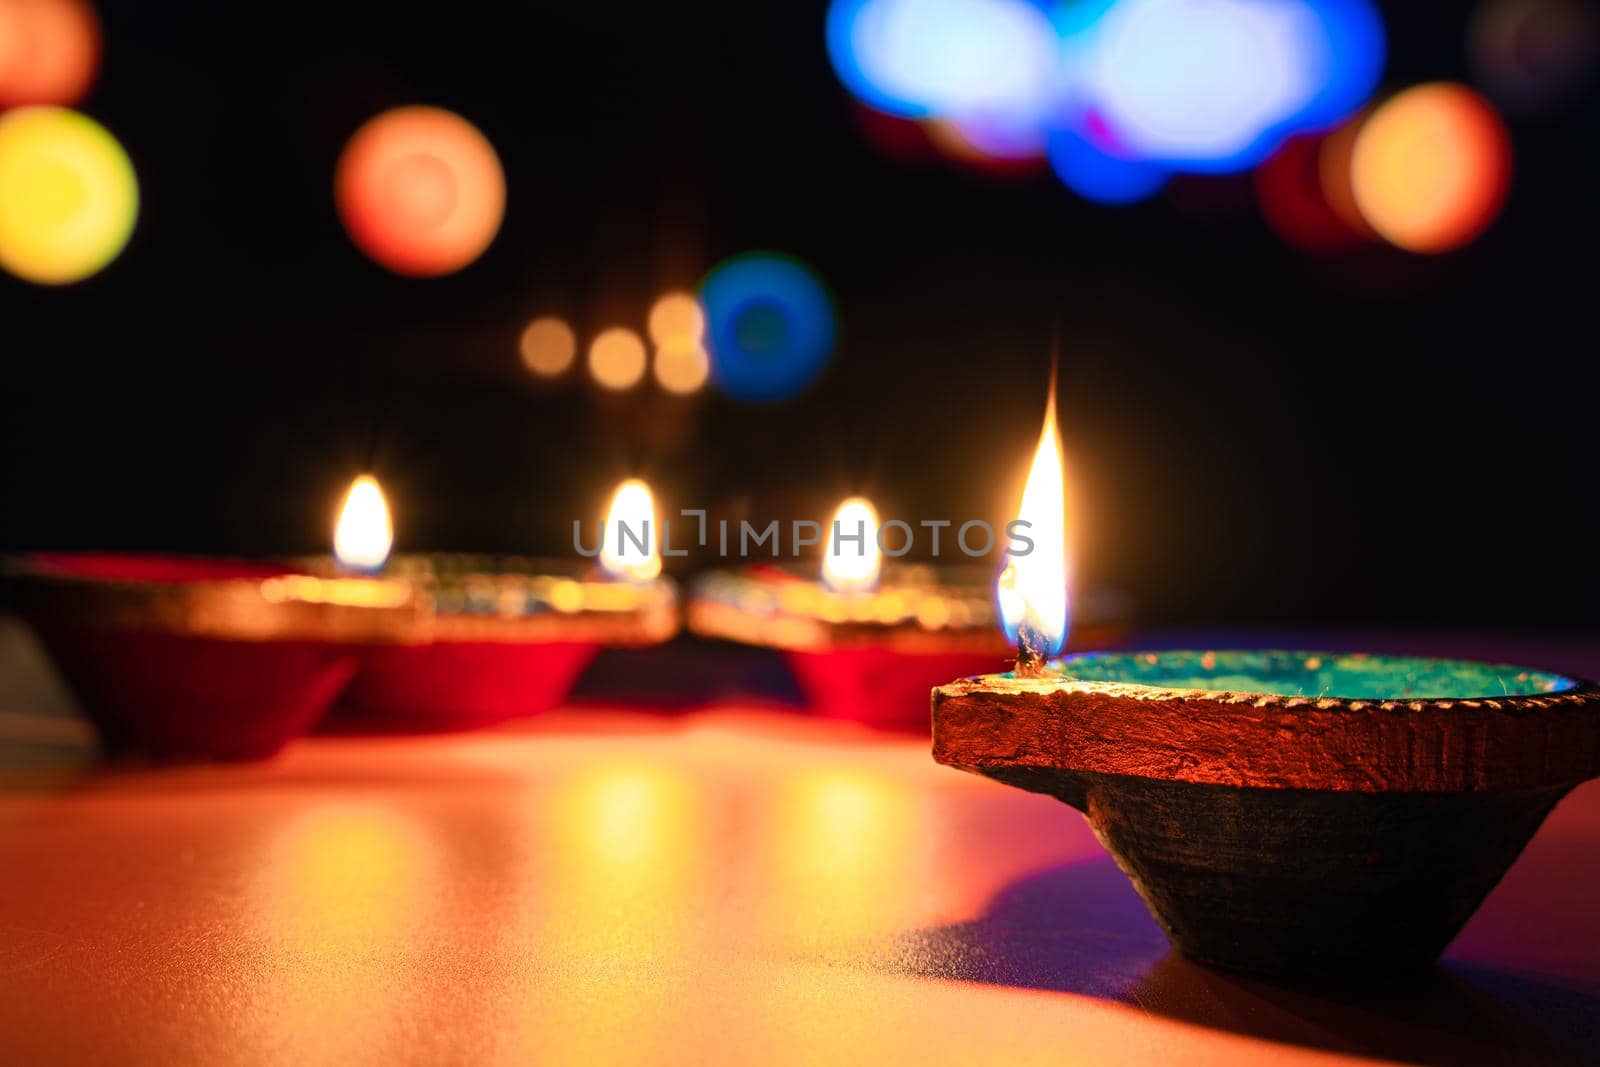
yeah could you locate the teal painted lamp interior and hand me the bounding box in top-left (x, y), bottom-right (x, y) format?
top-left (1053, 649), bottom-right (1578, 700)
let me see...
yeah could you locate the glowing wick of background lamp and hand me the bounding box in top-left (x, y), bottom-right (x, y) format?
top-left (600, 478), bottom-right (662, 582)
top-left (333, 475), bottom-right (394, 573)
top-left (823, 496), bottom-right (882, 594)
top-left (997, 393), bottom-right (1069, 673)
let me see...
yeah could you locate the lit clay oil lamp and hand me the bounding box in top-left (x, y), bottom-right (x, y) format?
top-left (319, 475), bottom-right (679, 731)
top-left (1, 551), bottom-right (416, 760)
top-left (932, 392), bottom-right (1600, 978)
top-left (688, 495), bottom-right (1120, 731)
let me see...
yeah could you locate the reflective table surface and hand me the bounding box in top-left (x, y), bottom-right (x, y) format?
top-left (2, 621), bottom-right (1597, 1065)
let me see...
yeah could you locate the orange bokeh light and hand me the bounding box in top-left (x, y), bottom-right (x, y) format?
top-left (0, 0), bottom-right (100, 108)
top-left (647, 291), bottom-right (704, 347)
top-left (1350, 83), bottom-right (1512, 254)
top-left (520, 316), bottom-right (576, 377)
top-left (588, 327), bottom-right (647, 390)
top-left (334, 106), bottom-right (505, 277)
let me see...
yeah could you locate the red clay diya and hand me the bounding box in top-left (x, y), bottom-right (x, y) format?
top-left (687, 559), bottom-right (1122, 730)
top-left (1, 552), bottom-right (417, 760)
top-left (933, 649), bottom-right (1600, 978)
top-left (323, 553), bottom-right (679, 731)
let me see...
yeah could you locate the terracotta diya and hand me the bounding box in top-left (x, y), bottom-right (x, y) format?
top-left (687, 496), bottom-right (1117, 730)
top-left (931, 388), bottom-right (1600, 977)
top-left (2, 551), bottom-right (416, 760)
top-left (933, 649), bottom-right (1600, 977)
top-left (320, 476), bottom-right (679, 731)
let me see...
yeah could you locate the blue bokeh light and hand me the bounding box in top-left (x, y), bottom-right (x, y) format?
top-left (1045, 127), bottom-right (1168, 204)
top-left (826, 0), bottom-right (1057, 122)
top-left (699, 253), bottom-right (838, 404)
top-left (827, 0), bottom-right (1386, 188)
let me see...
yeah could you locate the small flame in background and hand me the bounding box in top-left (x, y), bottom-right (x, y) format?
top-left (333, 474), bottom-right (394, 572)
top-left (823, 495), bottom-right (882, 593)
top-left (997, 392), bottom-right (1069, 664)
top-left (600, 478), bottom-right (662, 582)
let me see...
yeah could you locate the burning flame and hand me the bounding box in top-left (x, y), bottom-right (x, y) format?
top-left (333, 474), bottom-right (393, 572)
top-left (600, 478), bottom-right (662, 582)
top-left (998, 393), bottom-right (1069, 667)
top-left (823, 495), bottom-right (881, 593)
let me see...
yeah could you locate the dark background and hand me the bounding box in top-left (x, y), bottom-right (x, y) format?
top-left (1, 2), bottom-right (1596, 628)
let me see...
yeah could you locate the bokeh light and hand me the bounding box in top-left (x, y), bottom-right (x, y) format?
top-left (699, 252), bottom-right (837, 404)
top-left (334, 106), bottom-right (504, 278)
top-left (1350, 83), bottom-right (1512, 254)
top-left (1254, 129), bottom-right (1368, 252)
top-left (520, 316), bottom-right (577, 377)
top-left (0, 106), bottom-right (136, 285)
top-left (653, 340), bottom-right (710, 396)
top-left (826, 0), bottom-right (1057, 123)
top-left (828, 0), bottom-right (1386, 191)
top-left (647, 291), bottom-right (705, 347)
top-left (0, 0), bottom-right (100, 108)
top-left (589, 327), bottom-right (648, 391)
top-left (1470, 0), bottom-right (1598, 114)
top-left (1045, 126), bottom-right (1168, 205)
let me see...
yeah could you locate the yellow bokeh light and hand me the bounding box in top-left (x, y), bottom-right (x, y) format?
top-left (333, 474), bottom-right (394, 572)
top-left (1350, 83), bottom-right (1512, 254)
top-left (653, 338), bottom-right (710, 395)
top-left (520, 316), bottom-right (576, 377)
top-left (0, 106), bottom-right (136, 285)
top-left (588, 326), bottom-right (647, 390)
top-left (647, 290), bottom-right (705, 346)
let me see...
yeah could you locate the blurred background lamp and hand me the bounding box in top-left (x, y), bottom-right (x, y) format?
top-left (589, 327), bottom-right (648, 391)
top-left (699, 252), bottom-right (837, 404)
top-left (334, 106), bottom-right (505, 277)
top-left (647, 291), bottom-right (705, 347)
top-left (0, 106), bottom-right (136, 285)
top-left (653, 339), bottom-right (710, 396)
top-left (1350, 82), bottom-right (1512, 254)
top-left (0, 0), bottom-right (100, 107)
top-left (520, 316), bottom-right (577, 377)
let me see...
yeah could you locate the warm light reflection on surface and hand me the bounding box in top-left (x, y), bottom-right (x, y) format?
top-left (588, 326), bottom-right (648, 390)
top-left (0, 106), bottom-right (136, 284)
top-left (244, 804), bottom-right (437, 1063)
top-left (0, 0), bottom-right (100, 107)
top-left (765, 768), bottom-right (920, 950)
top-left (997, 391), bottom-right (1069, 661)
top-left (0, 712), bottom-right (1140, 1065)
top-left (258, 804), bottom-right (434, 950)
top-left (1350, 83), bottom-right (1512, 253)
top-left (600, 478), bottom-right (662, 581)
top-left (823, 496), bottom-right (882, 594)
top-left (260, 574), bottom-right (412, 609)
top-left (550, 766), bottom-right (699, 935)
top-left (519, 315), bottom-right (576, 377)
top-left (333, 475), bottom-right (394, 573)
top-left (334, 106), bottom-right (504, 277)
